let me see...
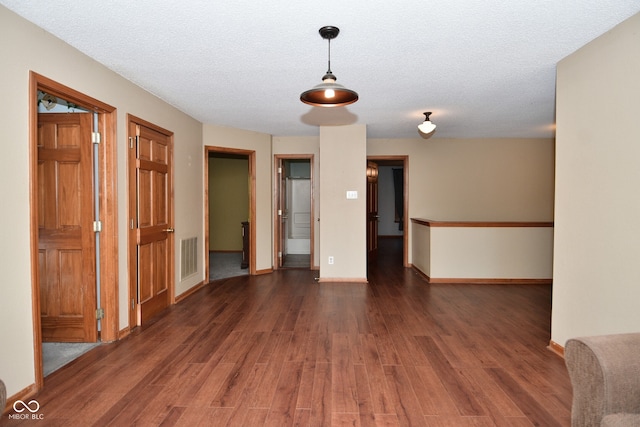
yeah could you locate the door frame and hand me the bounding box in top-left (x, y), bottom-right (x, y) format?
top-left (273, 154), bottom-right (315, 270)
top-left (29, 72), bottom-right (119, 389)
top-left (127, 115), bottom-right (175, 329)
top-left (367, 155), bottom-right (409, 267)
top-left (204, 146), bottom-right (257, 278)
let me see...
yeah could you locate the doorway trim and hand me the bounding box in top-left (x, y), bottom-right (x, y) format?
top-left (273, 154), bottom-right (315, 270)
top-left (367, 155), bottom-right (409, 267)
top-left (204, 146), bottom-right (257, 278)
top-left (29, 72), bottom-right (119, 389)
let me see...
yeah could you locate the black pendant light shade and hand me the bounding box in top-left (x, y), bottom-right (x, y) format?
top-left (300, 26), bottom-right (359, 107)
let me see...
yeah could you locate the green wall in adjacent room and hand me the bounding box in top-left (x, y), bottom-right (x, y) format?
top-left (208, 156), bottom-right (249, 251)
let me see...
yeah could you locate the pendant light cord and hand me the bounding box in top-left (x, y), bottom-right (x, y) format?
top-left (326, 38), bottom-right (332, 74)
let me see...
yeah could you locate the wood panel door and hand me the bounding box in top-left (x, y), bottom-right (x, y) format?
top-left (129, 119), bottom-right (174, 325)
top-left (38, 113), bottom-right (97, 342)
top-left (366, 161), bottom-right (379, 264)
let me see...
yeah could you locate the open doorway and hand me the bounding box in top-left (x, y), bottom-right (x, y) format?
top-left (30, 73), bottom-right (118, 386)
top-left (274, 155), bottom-right (314, 270)
top-left (367, 156), bottom-right (409, 268)
top-left (205, 147), bottom-right (256, 280)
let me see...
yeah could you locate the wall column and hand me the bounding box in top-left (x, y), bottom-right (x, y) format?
top-left (319, 124), bottom-right (367, 282)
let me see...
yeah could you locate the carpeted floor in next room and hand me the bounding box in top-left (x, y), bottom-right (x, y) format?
top-left (42, 342), bottom-right (100, 376)
top-left (209, 252), bottom-right (248, 281)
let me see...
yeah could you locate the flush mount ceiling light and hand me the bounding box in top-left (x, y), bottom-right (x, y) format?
top-left (418, 112), bottom-right (436, 137)
top-left (300, 26), bottom-right (358, 107)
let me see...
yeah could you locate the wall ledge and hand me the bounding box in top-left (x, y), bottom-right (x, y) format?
top-left (411, 218), bottom-right (553, 228)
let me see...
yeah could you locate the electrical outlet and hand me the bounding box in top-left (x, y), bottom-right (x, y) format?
top-left (328, 256), bottom-right (334, 265)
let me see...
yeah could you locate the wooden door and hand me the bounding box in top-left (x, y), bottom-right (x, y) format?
top-left (288, 178), bottom-right (311, 241)
top-left (366, 161), bottom-right (379, 263)
top-left (38, 113), bottom-right (97, 342)
top-left (129, 119), bottom-right (174, 325)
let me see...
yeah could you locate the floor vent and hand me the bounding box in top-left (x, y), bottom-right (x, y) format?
top-left (181, 237), bottom-right (198, 279)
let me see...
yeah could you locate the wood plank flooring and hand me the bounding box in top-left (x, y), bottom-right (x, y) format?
top-left (13, 239), bottom-right (572, 426)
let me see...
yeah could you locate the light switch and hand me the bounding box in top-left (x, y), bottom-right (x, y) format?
top-left (346, 190), bottom-right (358, 199)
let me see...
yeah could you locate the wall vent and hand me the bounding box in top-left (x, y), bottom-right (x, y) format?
top-left (181, 237), bottom-right (198, 279)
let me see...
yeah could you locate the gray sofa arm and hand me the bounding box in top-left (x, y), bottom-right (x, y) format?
top-left (565, 333), bottom-right (640, 427)
top-left (1, 379), bottom-right (5, 414)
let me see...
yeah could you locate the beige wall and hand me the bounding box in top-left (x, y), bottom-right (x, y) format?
top-left (202, 124), bottom-right (273, 272)
top-left (208, 157), bottom-right (249, 251)
top-left (0, 6), bottom-right (204, 397)
top-left (368, 137), bottom-right (555, 264)
top-left (274, 135), bottom-right (555, 271)
top-left (427, 226), bottom-right (553, 279)
top-left (320, 125), bottom-right (368, 280)
top-left (368, 137), bottom-right (555, 221)
top-left (552, 12), bottom-right (640, 346)
top-left (411, 224), bottom-right (431, 275)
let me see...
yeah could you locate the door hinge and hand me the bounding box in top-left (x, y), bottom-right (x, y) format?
top-left (131, 299), bottom-right (135, 310)
top-left (128, 137), bottom-right (134, 149)
top-left (278, 167), bottom-right (282, 174)
top-left (93, 220), bottom-right (102, 232)
top-left (278, 209), bottom-right (282, 216)
top-left (96, 307), bottom-right (105, 320)
top-left (92, 132), bottom-right (101, 144)
top-left (278, 251), bottom-right (282, 258)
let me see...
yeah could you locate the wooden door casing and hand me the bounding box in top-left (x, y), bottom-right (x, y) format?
top-left (38, 113), bottom-right (97, 342)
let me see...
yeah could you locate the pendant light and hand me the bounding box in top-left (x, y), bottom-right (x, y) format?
top-left (300, 26), bottom-right (358, 107)
top-left (418, 112), bottom-right (436, 136)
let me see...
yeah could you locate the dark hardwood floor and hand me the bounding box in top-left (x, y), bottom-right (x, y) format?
top-left (8, 239), bottom-right (572, 426)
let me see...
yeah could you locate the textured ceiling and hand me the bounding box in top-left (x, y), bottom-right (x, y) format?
top-left (2, 1), bottom-right (639, 139)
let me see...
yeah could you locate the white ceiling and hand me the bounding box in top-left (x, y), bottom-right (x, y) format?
top-left (3, 1), bottom-right (639, 139)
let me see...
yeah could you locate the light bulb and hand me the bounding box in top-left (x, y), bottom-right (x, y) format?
top-left (324, 89), bottom-right (335, 98)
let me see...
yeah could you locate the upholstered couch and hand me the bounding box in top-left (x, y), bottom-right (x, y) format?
top-left (565, 333), bottom-right (640, 427)
top-left (0, 379), bottom-right (5, 414)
